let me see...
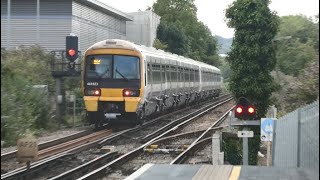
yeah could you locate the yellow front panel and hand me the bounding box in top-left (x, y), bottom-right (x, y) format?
top-left (100, 89), bottom-right (123, 97)
top-left (84, 48), bottom-right (145, 103)
top-left (83, 48), bottom-right (145, 114)
top-left (99, 97), bottom-right (124, 101)
top-left (125, 97), bottom-right (141, 112)
top-left (83, 96), bottom-right (99, 111)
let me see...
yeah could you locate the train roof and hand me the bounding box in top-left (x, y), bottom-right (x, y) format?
top-left (86, 39), bottom-right (220, 72)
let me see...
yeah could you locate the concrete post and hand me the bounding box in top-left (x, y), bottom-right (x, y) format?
top-left (212, 133), bottom-right (220, 165)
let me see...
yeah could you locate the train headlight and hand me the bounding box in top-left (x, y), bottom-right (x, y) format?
top-left (123, 89), bottom-right (140, 97)
top-left (85, 88), bottom-right (101, 96)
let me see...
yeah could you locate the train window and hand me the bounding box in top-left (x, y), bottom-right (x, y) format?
top-left (181, 67), bottom-right (184, 82)
top-left (152, 64), bottom-right (161, 83)
top-left (195, 70), bottom-right (199, 82)
top-left (170, 66), bottom-right (175, 82)
top-left (161, 65), bottom-right (166, 83)
top-left (186, 68), bottom-right (190, 82)
top-left (191, 69), bottom-right (194, 82)
top-left (206, 72), bottom-right (208, 82)
top-left (85, 55), bottom-right (112, 79)
top-left (114, 55), bottom-right (140, 80)
top-left (166, 65), bottom-right (170, 82)
top-left (201, 71), bottom-right (204, 82)
top-left (177, 67), bottom-right (180, 81)
top-left (147, 63), bottom-right (152, 83)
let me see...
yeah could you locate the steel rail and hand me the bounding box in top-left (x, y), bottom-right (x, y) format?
top-left (1, 129), bottom-right (116, 180)
top-left (170, 106), bottom-right (235, 164)
top-left (1, 130), bottom-right (93, 161)
top-left (141, 95), bottom-right (233, 143)
top-left (77, 97), bottom-right (233, 180)
top-left (2, 95), bottom-right (232, 180)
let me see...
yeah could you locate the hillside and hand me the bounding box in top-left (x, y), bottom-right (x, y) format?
top-left (215, 35), bottom-right (233, 55)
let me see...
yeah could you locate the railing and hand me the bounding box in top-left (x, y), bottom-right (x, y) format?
top-left (273, 101), bottom-right (319, 171)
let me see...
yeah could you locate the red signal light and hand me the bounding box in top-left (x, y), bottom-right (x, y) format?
top-left (248, 106), bottom-right (255, 114)
top-left (235, 97), bottom-right (257, 120)
top-left (235, 105), bottom-right (244, 119)
top-left (236, 106), bottom-right (243, 114)
top-left (68, 49), bottom-right (76, 56)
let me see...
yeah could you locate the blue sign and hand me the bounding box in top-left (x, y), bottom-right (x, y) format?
top-left (261, 118), bottom-right (273, 134)
top-left (261, 118), bottom-right (276, 142)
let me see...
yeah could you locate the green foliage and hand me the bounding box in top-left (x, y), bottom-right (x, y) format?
top-left (220, 57), bottom-right (232, 82)
top-left (153, 38), bottom-right (168, 50)
top-left (248, 128), bottom-right (261, 165)
top-left (297, 59), bottom-right (319, 103)
top-left (223, 137), bottom-right (242, 165)
top-left (153, 0), bottom-right (219, 66)
top-left (226, 0), bottom-right (279, 118)
top-left (271, 14), bottom-right (319, 114)
top-left (156, 22), bottom-right (189, 55)
top-left (271, 56), bottom-right (319, 114)
top-left (276, 39), bottom-right (316, 76)
top-left (223, 131), bottom-right (260, 165)
top-left (275, 15), bottom-right (318, 76)
top-left (1, 47), bottom-right (54, 146)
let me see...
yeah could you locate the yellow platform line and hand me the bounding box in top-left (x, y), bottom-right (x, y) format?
top-left (229, 166), bottom-right (241, 180)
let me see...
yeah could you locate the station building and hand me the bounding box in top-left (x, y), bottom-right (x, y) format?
top-left (1, 0), bottom-right (160, 52)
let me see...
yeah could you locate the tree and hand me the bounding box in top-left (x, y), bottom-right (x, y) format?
top-left (153, 0), bottom-right (219, 65)
top-left (275, 15), bottom-right (318, 76)
top-left (226, 0), bottom-right (279, 118)
top-left (156, 22), bottom-right (189, 55)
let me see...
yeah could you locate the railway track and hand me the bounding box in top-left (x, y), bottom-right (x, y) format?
top-left (1, 95), bottom-right (232, 180)
top-left (1, 129), bottom-right (114, 180)
top-left (74, 97), bottom-right (234, 180)
top-left (1, 130), bottom-right (93, 162)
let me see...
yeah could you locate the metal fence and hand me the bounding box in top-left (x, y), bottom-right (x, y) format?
top-left (273, 101), bottom-right (319, 171)
top-left (65, 97), bottom-right (86, 125)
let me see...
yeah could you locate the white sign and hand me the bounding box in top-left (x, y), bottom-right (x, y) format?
top-left (261, 118), bottom-right (276, 141)
top-left (237, 131), bottom-right (254, 138)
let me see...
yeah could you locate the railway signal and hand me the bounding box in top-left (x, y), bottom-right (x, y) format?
top-left (66, 35), bottom-right (78, 61)
top-left (234, 97), bottom-right (256, 120)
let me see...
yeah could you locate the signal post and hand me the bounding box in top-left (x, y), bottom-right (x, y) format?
top-left (230, 97), bottom-right (260, 165)
top-left (51, 34), bottom-right (80, 128)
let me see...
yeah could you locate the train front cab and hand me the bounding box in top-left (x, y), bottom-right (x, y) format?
top-left (82, 48), bottom-right (144, 128)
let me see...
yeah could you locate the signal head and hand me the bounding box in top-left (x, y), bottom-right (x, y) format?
top-left (66, 35), bottom-right (78, 61)
top-left (248, 106), bottom-right (255, 114)
top-left (234, 97), bottom-right (257, 120)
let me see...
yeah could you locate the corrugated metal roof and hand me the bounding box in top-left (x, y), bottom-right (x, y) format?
top-left (75, 0), bottom-right (133, 21)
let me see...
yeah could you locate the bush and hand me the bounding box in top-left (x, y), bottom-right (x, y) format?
top-left (1, 47), bottom-right (53, 146)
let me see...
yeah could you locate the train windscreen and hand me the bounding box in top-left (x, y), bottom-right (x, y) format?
top-left (85, 55), bottom-right (140, 80)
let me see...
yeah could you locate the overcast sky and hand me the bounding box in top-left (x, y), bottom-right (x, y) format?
top-left (101, 0), bottom-right (319, 38)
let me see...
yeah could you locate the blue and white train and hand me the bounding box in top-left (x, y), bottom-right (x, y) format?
top-left (81, 39), bottom-right (222, 127)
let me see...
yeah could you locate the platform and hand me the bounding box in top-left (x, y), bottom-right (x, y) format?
top-left (125, 164), bottom-right (319, 180)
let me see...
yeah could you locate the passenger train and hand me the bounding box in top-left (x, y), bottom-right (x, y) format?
top-left (81, 39), bottom-right (222, 128)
